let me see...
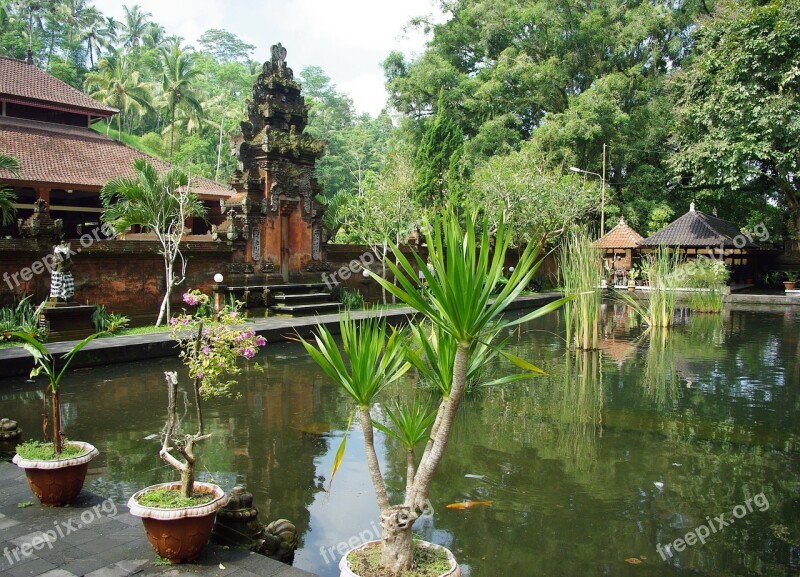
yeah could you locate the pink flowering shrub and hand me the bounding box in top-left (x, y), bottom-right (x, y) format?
top-left (170, 291), bottom-right (266, 398)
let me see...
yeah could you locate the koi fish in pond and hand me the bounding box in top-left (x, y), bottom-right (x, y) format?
top-left (445, 500), bottom-right (493, 510)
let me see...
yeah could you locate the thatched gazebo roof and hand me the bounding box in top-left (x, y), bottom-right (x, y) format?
top-left (594, 218), bottom-right (644, 249)
top-left (638, 202), bottom-right (756, 248)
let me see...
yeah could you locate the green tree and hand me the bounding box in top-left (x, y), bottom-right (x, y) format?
top-left (414, 91), bottom-right (463, 205)
top-left (84, 49), bottom-right (154, 138)
top-left (468, 143), bottom-right (602, 244)
top-left (669, 0), bottom-right (800, 249)
top-left (0, 153), bottom-right (20, 226)
top-left (100, 159), bottom-right (206, 326)
top-left (198, 28), bottom-right (254, 63)
top-left (119, 4), bottom-right (152, 49)
top-left (159, 42), bottom-right (204, 161)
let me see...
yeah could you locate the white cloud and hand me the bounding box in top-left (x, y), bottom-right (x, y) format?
top-left (88, 0), bottom-right (443, 116)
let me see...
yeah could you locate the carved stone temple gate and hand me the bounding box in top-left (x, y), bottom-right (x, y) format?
top-left (218, 43), bottom-right (327, 283)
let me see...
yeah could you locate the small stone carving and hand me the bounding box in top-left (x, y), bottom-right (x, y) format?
top-left (0, 418), bottom-right (21, 441)
top-left (211, 486), bottom-right (298, 564)
top-left (18, 198), bottom-right (63, 239)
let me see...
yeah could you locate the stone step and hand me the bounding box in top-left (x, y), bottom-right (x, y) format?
top-left (272, 293), bottom-right (334, 302)
top-left (270, 302), bottom-right (341, 315)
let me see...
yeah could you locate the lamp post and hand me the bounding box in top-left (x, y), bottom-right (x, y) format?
top-left (569, 144), bottom-right (607, 236)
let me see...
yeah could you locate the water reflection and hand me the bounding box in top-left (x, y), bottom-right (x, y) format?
top-left (0, 305), bottom-right (799, 577)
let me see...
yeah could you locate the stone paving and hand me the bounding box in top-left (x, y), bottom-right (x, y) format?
top-left (0, 462), bottom-right (318, 577)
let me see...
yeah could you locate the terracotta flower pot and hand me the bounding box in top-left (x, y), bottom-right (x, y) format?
top-left (339, 539), bottom-right (461, 577)
top-left (784, 281), bottom-right (796, 291)
top-left (12, 441), bottom-right (98, 506)
top-left (127, 481), bottom-right (229, 564)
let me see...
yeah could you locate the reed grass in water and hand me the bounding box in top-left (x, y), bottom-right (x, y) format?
top-left (560, 231), bottom-right (602, 350)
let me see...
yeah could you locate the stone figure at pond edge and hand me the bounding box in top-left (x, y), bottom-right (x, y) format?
top-left (49, 242), bottom-right (74, 301)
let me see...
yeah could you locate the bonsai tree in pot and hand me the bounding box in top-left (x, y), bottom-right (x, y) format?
top-left (301, 211), bottom-right (571, 576)
top-left (11, 331), bottom-right (103, 505)
top-left (127, 291), bottom-right (266, 563)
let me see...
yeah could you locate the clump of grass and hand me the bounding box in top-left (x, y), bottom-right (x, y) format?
top-left (619, 245), bottom-right (680, 327)
top-left (559, 230), bottom-right (602, 350)
top-left (347, 541), bottom-right (451, 577)
top-left (136, 487), bottom-right (215, 509)
top-left (15, 440), bottom-right (88, 461)
top-left (678, 258), bottom-right (729, 314)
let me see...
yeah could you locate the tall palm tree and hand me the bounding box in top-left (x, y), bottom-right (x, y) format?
top-left (158, 42), bottom-right (204, 161)
top-left (84, 49), bottom-right (154, 138)
top-left (80, 7), bottom-right (115, 68)
top-left (0, 153), bottom-right (21, 226)
top-left (101, 159), bottom-right (206, 326)
top-left (119, 4), bottom-right (151, 49)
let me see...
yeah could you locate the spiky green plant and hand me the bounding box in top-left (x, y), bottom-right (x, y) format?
top-left (302, 210), bottom-right (572, 575)
top-left (559, 230), bottom-right (602, 350)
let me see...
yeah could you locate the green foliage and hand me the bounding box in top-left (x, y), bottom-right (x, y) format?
top-left (15, 440), bottom-right (87, 461)
top-left (669, 0), bottom-right (800, 244)
top-left (618, 246), bottom-right (681, 327)
top-left (338, 287), bottom-right (364, 309)
top-left (372, 399), bottom-right (437, 450)
top-left (11, 329), bottom-right (104, 455)
top-left (135, 487), bottom-right (214, 508)
top-left (0, 152), bottom-right (20, 226)
top-left (559, 231), bottom-right (603, 350)
top-left (467, 143), bottom-right (601, 244)
top-left (91, 305), bottom-right (130, 334)
top-left (300, 314), bottom-right (410, 408)
top-left (100, 159), bottom-right (205, 235)
top-left (0, 295), bottom-right (44, 341)
top-left (414, 92), bottom-right (464, 205)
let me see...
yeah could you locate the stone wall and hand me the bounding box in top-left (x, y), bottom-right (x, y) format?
top-left (0, 239), bottom-right (234, 322)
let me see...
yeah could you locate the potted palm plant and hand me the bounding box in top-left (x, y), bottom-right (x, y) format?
top-left (301, 211), bottom-right (570, 576)
top-left (11, 331), bottom-right (103, 506)
top-left (783, 271), bottom-right (798, 291)
top-left (127, 292), bottom-right (266, 563)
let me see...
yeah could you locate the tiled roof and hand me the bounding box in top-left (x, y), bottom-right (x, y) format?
top-left (594, 218), bottom-right (644, 248)
top-left (0, 116), bottom-right (233, 198)
top-left (638, 203), bottom-right (756, 248)
top-left (0, 56), bottom-right (117, 116)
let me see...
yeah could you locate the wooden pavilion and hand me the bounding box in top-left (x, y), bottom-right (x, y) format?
top-left (637, 202), bottom-right (760, 283)
top-left (594, 217), bottom-right (644, 284)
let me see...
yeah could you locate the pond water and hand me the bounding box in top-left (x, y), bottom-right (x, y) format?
top-left (1, 303), bottom-right (799, 577)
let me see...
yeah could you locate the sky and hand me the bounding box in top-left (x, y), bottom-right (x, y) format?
top-left (89, 0), bottom-right (445, 117)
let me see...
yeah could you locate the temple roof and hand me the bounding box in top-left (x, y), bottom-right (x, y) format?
top-left (0, 116), bottom-right (233, 199)
top-left (594, 218), bottom-right (644, 249)
top-left (638, 202), bottom-right (756, 248)
top-left (0, 55), bottom-right (117, 116)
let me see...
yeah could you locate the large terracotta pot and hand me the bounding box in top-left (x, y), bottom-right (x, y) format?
top-left (339, 539), bottom-right (461, 577)
top-left (127, 481), bottom-right (228, 564)
top-left (784, 281), bottom-right (796, 291)
top-left (12, 441), bottom-right (98, 506)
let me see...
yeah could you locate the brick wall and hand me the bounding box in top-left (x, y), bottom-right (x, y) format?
top-left (0, 239), bottom-right (234, 322)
